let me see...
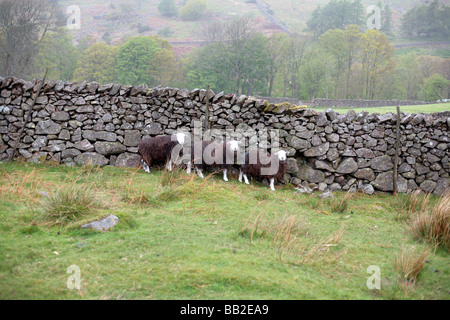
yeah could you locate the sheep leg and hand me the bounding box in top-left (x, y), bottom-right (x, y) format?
top-left (223, 169), bottom-right (228, 182)
top-left (186, 161), bottom-right (192, 174)
top-left (238, 170), bottom-right (243, 183)
top-left (196, 167), bottom-right (205, 179)
top-left (141, 159), bottom-right (150, 173)
top-left (243, 174), bottom-right (250, 185)
top-left (269, 178), bottom-right (275, 191)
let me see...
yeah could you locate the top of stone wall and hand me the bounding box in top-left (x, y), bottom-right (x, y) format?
top-left (1, 76), bottom-right (449, 127)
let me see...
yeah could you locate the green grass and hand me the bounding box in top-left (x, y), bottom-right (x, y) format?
top-left (311, 103), bottom-right (450, 114)
top-left (0, 161), bottom-right (448, 300)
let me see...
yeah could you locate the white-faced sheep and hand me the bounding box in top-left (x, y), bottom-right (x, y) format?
top-left (239, 149), bottom-right (287, 191)
top-left (138, 132), bottom-right (187, 173)
top-left (187, 139), bottom-right (241, 181)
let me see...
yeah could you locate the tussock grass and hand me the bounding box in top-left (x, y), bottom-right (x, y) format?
top-left (330, 191), bottom-right (352, 213)
top-left (240, 209), bottom-right (345, 265)
top-left (409, 192), bottom-right (450, 249)
top-left (391, 191), bottom-right (431, 221)
top-left (40, 182), bottom-right (109, 227)
top-left (393, 246), bottom-right (431, 284)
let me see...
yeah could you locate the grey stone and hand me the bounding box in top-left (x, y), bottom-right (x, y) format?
top-left (82, 214), bottom-right (119, 232)
top-left (74, 152), bottom-right (109, 166)
top-left (144, 122), bottom-right (162, 136)
top-left (124, 130), bottom-right (141, 147)
top-left (419, 180), bottom-right (437, 193)
top-left (355, 148), bottom-right (375, 159)
top-left (304, 142), bottom-right (330, 157)
top-left (317, 191), bottom-right (334, 199)
top-left (433, 178), bottom-right (450, 196)
top-left (286, 158), bottom-right (299, 174)
top-left (61, 148), bottom-right (81, 159)
top-left (362, 184), bottom-right (375, 195)
top-left (313, 160), bottom-right (335, 172)
top-left (336, 157), bottom-right (358, 174)
top-left (288, 136), bottom-right (311, 151)
top-left (371, 171), bottom-right (407, 192)
top-left (297, 165), bottom-right (325, 183)
top-left (35, 120), bottom-right (61, 135)
top-left (370, 155), bottom-right (393, 171)
top-left (51, 111), bottom-right (70, 122)
top-left (74, 139), bottom-right (95, 152)
top-left (325, 108), bottom-right (337, 121)
top-left (316, 112), bottom-right (328, 126)
top-left (94, 142), bottom-right (126, 155)
top-left (353, 168), bottom-right (375, 181)
top-left (415, 163), bottom-right (430, 175)
top-left (115, 152), bottom-right (140, 168)
top-left (95, 131), bottom-right (117, 142)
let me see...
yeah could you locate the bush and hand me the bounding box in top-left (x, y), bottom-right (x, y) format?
top-left (179, 0), bottom-right (207, 21)
top-left (158, 0), bottom-right (178, 17)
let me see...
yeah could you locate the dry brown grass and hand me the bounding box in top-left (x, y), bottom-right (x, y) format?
top-left (240, 209), bottom-right (345, 265)
top-left (391, 190), bottom-right (431, 221)
top-left (330, 191), bottom-right (352, 213)
top-left (393, 246), bottom-right (431, 284)
top-left (409, 192), bottom-right (450, 249)
top-left (0, 168), bottom-right (54, 204)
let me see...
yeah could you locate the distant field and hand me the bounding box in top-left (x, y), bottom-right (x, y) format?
top-left (311, 103), bottom-right (450, 114)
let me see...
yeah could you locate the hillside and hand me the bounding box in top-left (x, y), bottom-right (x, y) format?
top-left (59, 0), bottom-right (437, 56)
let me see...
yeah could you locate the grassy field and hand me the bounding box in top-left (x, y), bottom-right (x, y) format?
top-left (310, 103), bottom-right (450, 114)
top-left (0, 161), bottom-right (448, 300)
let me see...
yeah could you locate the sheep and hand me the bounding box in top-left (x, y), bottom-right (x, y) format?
top-left (238, 149), bottom-right (287, 191)
top-left (187, 139), bottom-right (241, 181)
top-left (138, 132), bottom-right (187, 173)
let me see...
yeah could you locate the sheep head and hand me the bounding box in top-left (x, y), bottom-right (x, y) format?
top-left (275, 150), bottom-right (287, 161)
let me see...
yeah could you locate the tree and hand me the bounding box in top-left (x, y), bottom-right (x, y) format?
top-left (396, 53), bottom-right (421, 100)
top-left (401, 0), bottom-right (449, 39)
top-left (158, 0), bottom-right (178, 18)
top-left (179, 0), bottom-right (207, 21)
top-left (300, 49), bottom-right (328, 100)
top-left (73, 42), bottom-right (118, 84)
top-left (358, 29), bottom-right (394, 99)
top-left (278, 34), bottom-right (308, 98)
top-left (266, 33), bottom-right (289, 96)
top-left (306, 0), bottom-right (363, 37)
top-left (343, 25), bottom-right (362, 99)
top-left (115, 36), bottom-right (161, 86)
top-left (148, 47), bottom-right (183, 87)
top-left (0, 0), bottom-right (60, 78)
top-left (185, 16), bottom-right (271, 96)
top-left (416, 55), bottom-right (444, 79)
top-left (319, 28), bottom-right (347, 98)
top-left (421, 73), bottom-right (449, 101)
top-left (381, 4), bottom-right (393, 37)
top-left (34, 29), bottom-right (78, 81)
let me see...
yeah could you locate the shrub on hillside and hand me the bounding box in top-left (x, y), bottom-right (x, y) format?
top-left (158, 0), bottom-right (178, 17)
top-left (179, 0), bottom-right (207, 21)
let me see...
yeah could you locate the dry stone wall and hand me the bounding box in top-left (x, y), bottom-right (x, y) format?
top-left (1, 76), bottom-right (449, 196)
